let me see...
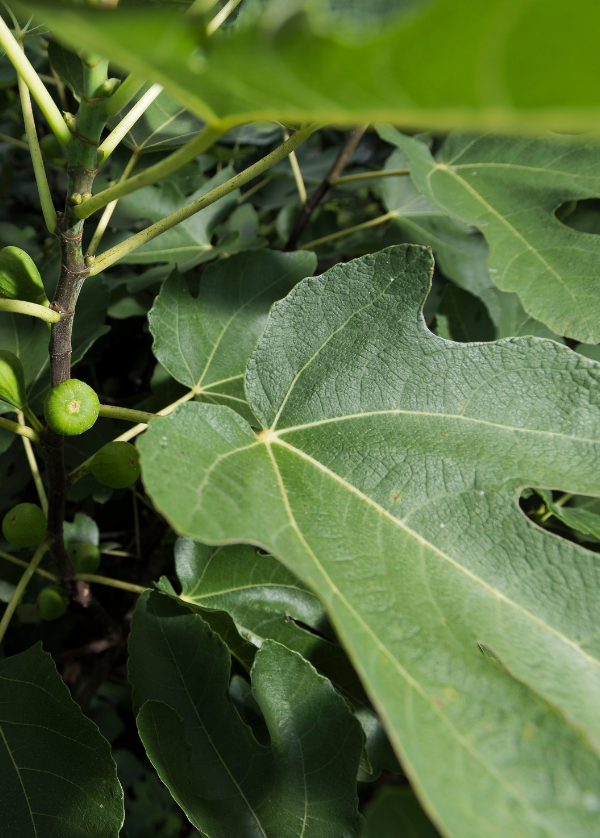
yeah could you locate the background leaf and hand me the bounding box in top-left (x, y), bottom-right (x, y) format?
top-left (158, 536), bottom-right (399, 779)
top-left (361, 786), bottom-right (441, 838)
top-left (129, 590), bottom-right (364, 838)
top-left (140, 245), bottom-right (600, 838)
top-left (0, 643), bottom-right (124, 837)
top-left (383, 127), bottom-right (600, 343)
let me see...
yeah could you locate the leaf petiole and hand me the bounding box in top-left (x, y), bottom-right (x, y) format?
top-left (0, 298), bottom-right (61, 322)
top-left (90, 124), bottom-right (319, 273)
top-left (0, 542), bottom-right (48, 644)
top-left (0, 16), bottom-right (71, 145)
top-left (98, 83), bottom-right (163, 165)
top-left (0, 415), bottom-right (40, 443)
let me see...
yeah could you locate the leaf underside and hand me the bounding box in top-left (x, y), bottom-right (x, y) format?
top-left (140, 245), bottom-right (600, 838)
top-left (16, 0), bottom-right (600, 133)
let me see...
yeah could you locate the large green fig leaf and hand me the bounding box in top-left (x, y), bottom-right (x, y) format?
top-left (148, 249), bottom-right (316, 422)
top-left (158, 537), bottom-right (398, 779)
top-left (0, 643), bottom-right (124, 836)
top-left (140, 245), bottom-right (600, 838)
top-left (16, 0), bottom-right (600, 133)
top-left (0, 246), bottom-right (48, 307)
top-left (129, 590), bottom-right (364, 837)
top-left (382, 127), bottom-right (600, 343)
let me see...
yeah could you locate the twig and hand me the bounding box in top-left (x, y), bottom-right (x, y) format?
top-left (300, 209), bottom-right (400, 251)
top-left (0, 131), bottom-right (28, 150)
top-left (284, 124), bottom-right (369, 251)
top-left (98, 84), bottom-right (163, 165)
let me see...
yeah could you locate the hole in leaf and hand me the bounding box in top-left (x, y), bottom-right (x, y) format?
top-left (520, 488), bottom-right (600, 547)
top-left (558, 198), bottom-right (600, 234)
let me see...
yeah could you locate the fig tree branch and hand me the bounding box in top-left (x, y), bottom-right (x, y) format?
top-left (284, 123), bottom-right (369, 251)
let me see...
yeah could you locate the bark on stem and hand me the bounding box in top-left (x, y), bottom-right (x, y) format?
top-left (43, 54), bottom-right (111, 584)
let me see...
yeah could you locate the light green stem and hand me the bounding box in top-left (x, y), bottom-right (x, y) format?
top-left (0, 542), bottom-right (47, 644)
top-left (239, 174), bottom-right (272, 203)
top-left (207, 0), bottom-right (243, 34)
top-left (16, 37), bottom-right (57, 233)
top-left (0, 298), bottom-right (61, 322)
top-left (0, 131), bottom-right (28, 149)
top-left (88, 149), bottom-right (140, 256)
top-left (98, 404), bottom-right (157, 424)
top-left (0, 415), bottom-right (39, 443)
top-left (0, 17), bottom-right (71, 145)
top-left (0, 550), bottom-right (147, 595)
top-left (283, 126), bottom-right (307, 203)
top-left (300, 208), bottom-right (400, 250)
top-left (17, 410), bottom-right (48, 515)
top-left (91, 125), bottom-right (318, 274)
top-left (98, 83), bottom-right (163, 165)
top-left (332, 168), bottom-right (411, 185)
top-left (76, 123), bottom-right (226, 219)
top-left (104, 73), bottom-right (145, 117)
top-left (23, 405), bottom-right (44, 435)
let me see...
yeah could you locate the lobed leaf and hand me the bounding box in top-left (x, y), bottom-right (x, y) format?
top-left (140, 245), bottom-right (600, 838)
top-left (382, 126), bottom-right (600, 343)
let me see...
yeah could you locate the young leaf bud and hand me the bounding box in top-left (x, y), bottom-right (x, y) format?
top-left (63, 112), bottom-right (77, 132)
top-left (44, 379), bottom-right (100, 436)
top-left (70, 193), bottom-right (83, 206)
top-left (96, 78), bottom-right (121, 98)
top-left (2, 503), bottom-right (46, 547)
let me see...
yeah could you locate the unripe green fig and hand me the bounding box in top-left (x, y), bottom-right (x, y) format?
top-left (0, 246), bottom-right (49, 307)
top-left (91, 441), bottom-right (140, 488)
top-left (2, 502), bottom-right (46, 547)
top-left (39, 133), bottom-right (62, 159)
top-left (67, 541), bottom-right (101, 573)
top-left (44, 379), bottom-right (99, 436)
top-left (38, 585), bottom-right (69, 621)
top-left (0, 350), bottom-right (26, 409)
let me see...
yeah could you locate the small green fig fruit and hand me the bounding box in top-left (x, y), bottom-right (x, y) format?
top-left (0, 246), bottom-right (49, 307)
top-left (44, 379), bottom-right (99, 436)
top-left (67, 541), bottom-right (101, 573)
top-left (38, 585), bottom-right (69, 621)
top-left (91, 441), bottom-right (140, 488)
top-left (2, 502), bottom-right (46, 547)
top-left (0, 350), bottom-right (26, 409)
top-left (39, 134), bottom-right (62, 159)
